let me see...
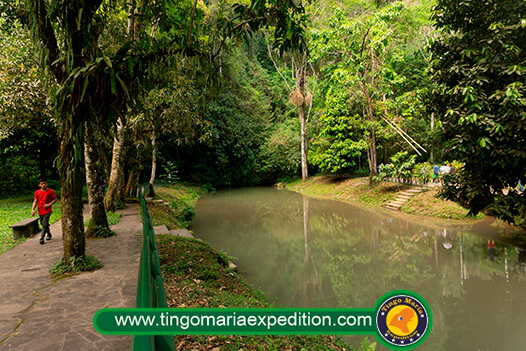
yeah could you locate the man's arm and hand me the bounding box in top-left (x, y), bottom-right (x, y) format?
top-left (43, 195), bottom-right (57, 209)
top-left (31, 199), bottom-right (38, 216)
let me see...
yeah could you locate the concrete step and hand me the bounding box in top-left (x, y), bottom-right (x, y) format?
top-left (153, 225), bottom-right (170, 235)
top-left (397, 195), bottom-right (412, 200)
top-left (398, 191), bottom-right (416, 196)
top-left (405, 189), bottom-right (422, 193)
top-left (384, 203), bottom-right (402, 210)
top-left (392, 199), bottom-right (407, 204)
top-left (169, 229), bottom-right (194, 238)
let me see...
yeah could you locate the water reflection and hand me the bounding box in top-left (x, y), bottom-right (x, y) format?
top-left (190, 187), bottom-right (526, 351)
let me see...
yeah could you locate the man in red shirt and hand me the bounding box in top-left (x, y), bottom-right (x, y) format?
top-left (31, 179), bottom-right (58, 245)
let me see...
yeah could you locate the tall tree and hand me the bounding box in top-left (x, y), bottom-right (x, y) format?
top-left (27, 0), bottom-right (105, 262)
top-left (103, 1), bottom-right (135, 212)
top-left (294, 50), bottom-right (311, 181)
top-left (430, 0), bottom-right (526, 225)
top-left (309, 69), bottom-right (368, 173)
top-left (104, 116), bottom-right (128, 211)
top-left (310, 5), bottom-right (404, 180)
top-left (260, 0), bottom-right (312, 181)
top-left (26, 0), bottom-right (148, 263)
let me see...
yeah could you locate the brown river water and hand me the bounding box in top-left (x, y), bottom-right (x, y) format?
top-left (189, 187), bottom-right (526, 350)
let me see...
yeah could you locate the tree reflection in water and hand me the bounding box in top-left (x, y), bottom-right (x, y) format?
top-left (190, 187), bottom-right (526, 351)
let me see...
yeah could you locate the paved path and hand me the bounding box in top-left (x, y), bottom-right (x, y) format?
top-left (0, 204), bottom-right (143, 351)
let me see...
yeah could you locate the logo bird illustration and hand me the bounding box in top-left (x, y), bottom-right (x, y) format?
top-left (389, 308), bottom-right (415, 333)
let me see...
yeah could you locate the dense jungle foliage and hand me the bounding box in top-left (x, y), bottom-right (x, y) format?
top-left (0, 0), bottom-right (524, 227)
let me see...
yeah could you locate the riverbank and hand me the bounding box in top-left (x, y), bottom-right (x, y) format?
top-left (147, 184), bottom-right (207, 229)
top-left (284, 176), bottom-right (484, 222)
top-left (156, 235), bottom-right (353, 350)
top-left (149, 184), bottom-right (368, 350)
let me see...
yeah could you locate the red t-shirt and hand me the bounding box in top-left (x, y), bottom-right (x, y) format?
top-left (34, 189), bottom-right (57, 215)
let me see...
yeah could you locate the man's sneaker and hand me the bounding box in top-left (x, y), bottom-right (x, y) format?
top-left (39, 238), bottom-right (45, 245)
top-left (46, 235), bottom-right (52, 240)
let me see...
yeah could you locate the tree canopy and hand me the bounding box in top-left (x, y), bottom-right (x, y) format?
top-left (430, 0), bottom-right (526, 225)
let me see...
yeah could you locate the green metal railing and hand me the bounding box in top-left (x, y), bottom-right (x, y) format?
top-left (132, 190), bottom-right (175, 351)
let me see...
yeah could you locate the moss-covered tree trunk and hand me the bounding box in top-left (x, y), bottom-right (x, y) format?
top-left (104, 116), bottom-right (127, 212)
top-left (84, 123), bottom-right (110, 238)
top-left (59, 112), bottom-right (86, 263)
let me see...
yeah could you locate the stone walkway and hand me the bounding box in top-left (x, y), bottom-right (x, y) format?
top-left (0, 204), bottom-right (143, 351)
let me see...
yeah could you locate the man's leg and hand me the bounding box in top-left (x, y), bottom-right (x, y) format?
top-left (39, 214), bottom-right (51, 243)
top-left (44, 213), bottom-right (52, 239)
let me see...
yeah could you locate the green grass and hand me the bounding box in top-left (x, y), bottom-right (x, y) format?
top-left (401, 189), bottom-right (485, 220)
top-left (84, 211), bottom-right (122, 227)
top-left (287, 177), bottom-right (404, 205)
top-left (0, 194), bottom-right (61, 254)
top-left (354, 183), bottom-right (408, 205)
top-left (106, 211), bottom-right (121, 225)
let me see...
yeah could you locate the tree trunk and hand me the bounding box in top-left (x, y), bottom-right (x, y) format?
top-left (116, 164), bottom-right (127, 205)
top-left (148, 131), bottom-right (157, 197)
top-left (299, 105), bottom-right (308, 181)
top-left (98, 141), bottom-right (112, 181)
top-left (430, 112), bottom-right (434, 163)
top-left (84, 123), bottom-right (110, 238)
top-left (366, 102), bottom-right (378, 180)
top-left (59, 113), bottom-right (86, 263)
top-left (369, 127), bottom-right (378, 177)
top-left (104, 116), bottom-right (127, 212)
top-left (296, 54), bottom-right (308, 181)
top-left (125, 143), bottom-right (141, 197)
top-left (127, 0), bottom-right (134, 36)
top-left (125, 167), bottom-right (139, 197)
top-left (361, 86), bottom-right (377, 183)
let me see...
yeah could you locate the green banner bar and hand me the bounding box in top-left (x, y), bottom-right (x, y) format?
top-left (94, 308), bottom-right (376, 335)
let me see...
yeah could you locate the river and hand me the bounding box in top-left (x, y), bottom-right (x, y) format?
top-left (189, 187), bottom-right (526, 350)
